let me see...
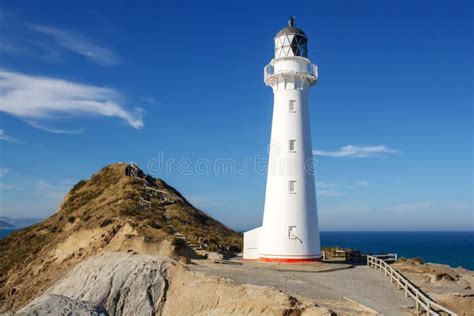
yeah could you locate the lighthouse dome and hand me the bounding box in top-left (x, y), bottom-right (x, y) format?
top-left (274, 17), bottom-right (308, 58)
top-left (276, 25), bottom-right (305, 37)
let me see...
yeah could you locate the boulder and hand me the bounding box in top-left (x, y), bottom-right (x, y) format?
top-left (46, 252), bottom-right (169, 316)
top-left (18, 294), bottom-right (108, 315)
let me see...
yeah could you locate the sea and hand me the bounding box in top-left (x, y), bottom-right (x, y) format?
top-left (321, 231), bottom-right (474, 270)
top-left (1, 229), bottom-right (473, 270)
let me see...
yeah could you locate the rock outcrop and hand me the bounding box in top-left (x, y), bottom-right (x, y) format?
top-left (46, 252), bottom-right (169, 316)
top-left (18, 294), bottom-right (108, 316)
top-left (13, 251), bottom-right (331, 316)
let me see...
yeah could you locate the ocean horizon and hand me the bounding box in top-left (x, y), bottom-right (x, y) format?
top-left (1, 228), bottom-right (473, 270)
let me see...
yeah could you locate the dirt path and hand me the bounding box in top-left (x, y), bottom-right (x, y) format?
top-left (190, 261), bottom-right (414, 315)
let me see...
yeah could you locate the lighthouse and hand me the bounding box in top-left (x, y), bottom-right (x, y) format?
top-left (244, 17), bottom-right (321, 262)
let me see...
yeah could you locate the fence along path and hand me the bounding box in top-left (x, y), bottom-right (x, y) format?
top-left (367, 255), bottom-right (457, 316)
top-left (126, 163), bottom-right (186, 240)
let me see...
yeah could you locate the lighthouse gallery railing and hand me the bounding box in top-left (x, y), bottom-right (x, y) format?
top-left (264, 63), bottom-right (318, 81)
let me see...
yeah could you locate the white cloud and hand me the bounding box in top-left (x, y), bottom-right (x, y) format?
top-left (25, 120), bottom-right (85, 134)
top-left (0, 129), bottom-right (20, 143)
top-left (0, 168), bottom-right (9, 177)
top-left (30, 25), bottom-right (119, 66)
top-left (447, 203), bottom-right (467, 210)
top-left (0, 70), bottom-right (144, 129)
top-left (313, 145), bottom-right (400, 158)
top-left (316, 181), bottom-right (345, 196)
top-left (187, 195), bottom-right (228, 208)
top-left (0, 183), bottom-right (23, 191)
top-left (36, 179), bottom-right (71, 201)
top-left (142, 96), bottom-right (157, 104)
top-left (384, 201), bottom-right (433, 212)
top-left (37, 179), bottom-right (55, 190)
top-left (356, 180), bottom-right (369, 187)
top-left (318, 190), bottom-right (346, 197)
top-left (0, 40), bottom-right (24, 54)
top-left (316, 179), bottom-right (369, 197)
top-left (315, 181), bottom-right (335, 189)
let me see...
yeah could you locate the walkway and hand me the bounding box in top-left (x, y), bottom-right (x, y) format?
top-left (190, 262), bottom-right (414, 315)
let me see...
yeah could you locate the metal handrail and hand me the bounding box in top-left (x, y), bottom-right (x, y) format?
top-left (367, 255), bottom-right (457, 316)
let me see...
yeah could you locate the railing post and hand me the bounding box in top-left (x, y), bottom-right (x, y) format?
top-left (415, 291), bottom-right (420, 313)
top-left (404, 282), bottom-right (408, 298)
top-left (397, 274), bottom-right (401, 289)
top-left (426, 301), bottom-right (430, 315)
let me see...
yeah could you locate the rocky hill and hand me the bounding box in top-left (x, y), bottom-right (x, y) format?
top-left (0, 217), bottom-right (41, 229)
top-left (0, 221), bottom-right (14, 228)
top-left (0, 163), bottom-right (242, 312)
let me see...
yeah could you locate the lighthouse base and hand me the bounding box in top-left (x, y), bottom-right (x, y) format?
top-left (243, 227), bottom-right (321, 264)
top-left (243, 227), bottom-right (261, 260)
top-left (258, 256), bottom-right (321, 263)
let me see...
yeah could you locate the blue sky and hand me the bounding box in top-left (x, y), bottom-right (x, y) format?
top-left (0, 0), bottom-right (472, 231)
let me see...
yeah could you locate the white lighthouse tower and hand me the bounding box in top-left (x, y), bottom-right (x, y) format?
top-left (244, 17), bottom-right (321, 262)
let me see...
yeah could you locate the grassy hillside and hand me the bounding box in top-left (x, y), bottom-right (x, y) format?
top-left (0, 163), bottom-right (242, 311)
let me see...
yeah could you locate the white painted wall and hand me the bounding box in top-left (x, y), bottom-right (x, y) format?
top-left (243, 227), bottom-right (261, 260)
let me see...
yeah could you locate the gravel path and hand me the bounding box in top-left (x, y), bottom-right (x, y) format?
top-left (190, 262), bottom-right (414, 315)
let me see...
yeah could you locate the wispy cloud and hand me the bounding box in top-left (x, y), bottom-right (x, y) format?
top-left (316, 179), bottom-right (369, 197)
top-left (313, 145), bottom-right (400, 158)
top-left (187, 195), bottom-right (229, 208)
top-left (0, 70), bottom-right (144, 129)
top-left (142, 96), bottom-right (158, 104)
top-left (356, 180), bottom-right (369, 187)
top-left (0, 10), bottom-right (119, 66)
top-left (0, 170), bottom-right (75, 217)
top-left (0, 39), bottom-right (25, 54)
top-left (316, 181), bottom-right (345, 196)
top-left (447, 203), bottom-right (467, 210)
top-left (36, 179), bottom-right (71, 201)
top-left (0, 168), bottom-right (9, 177)
top-left (25, 120), bottom-right (85, 134)
top-left (384, 201), bottom-right (433, 212)
top-left (0, 129), bottom-right (21, 143)
top-left (318, 190), bottom-right (347, 197)
top-left (0, 183), bottom-right (23, 191)
top-left (29, 24), bottom-right (120, 65)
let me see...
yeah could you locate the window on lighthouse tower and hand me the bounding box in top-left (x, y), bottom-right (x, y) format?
top-left (289, 100), bottom-right (296, 112)
top-left (289, 180), bottom-right (296, 194)
top-left (289, 139), bottom-right (296, 152)
top-left (288, 226), bottom-right (297, 239)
